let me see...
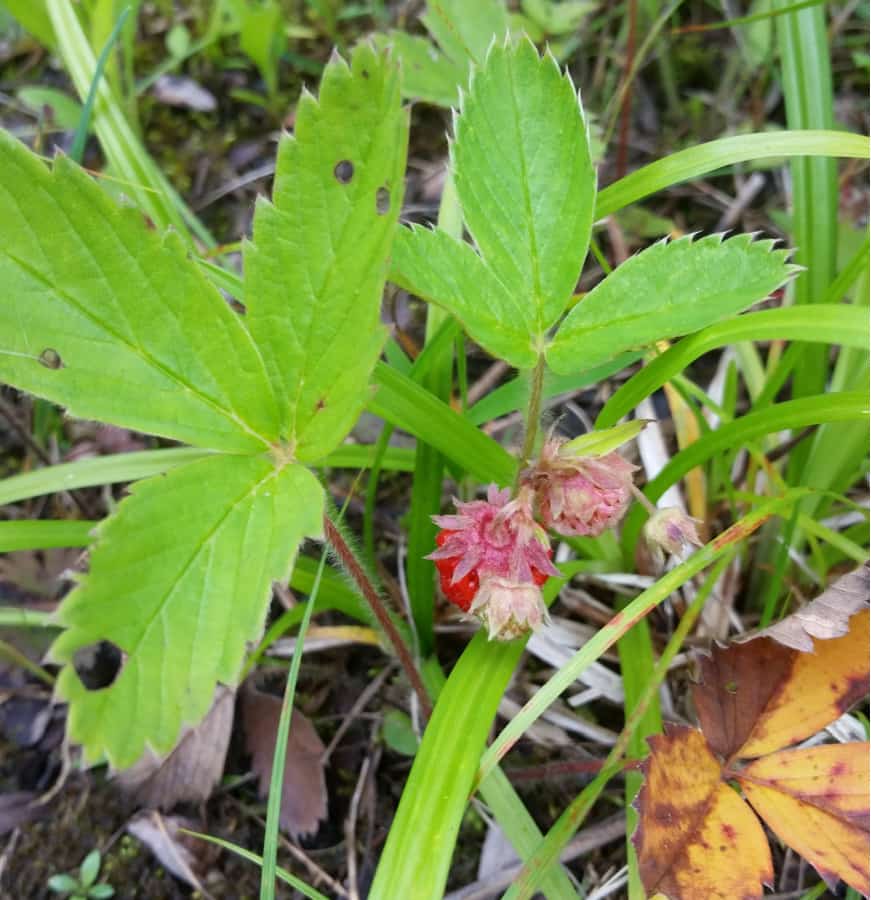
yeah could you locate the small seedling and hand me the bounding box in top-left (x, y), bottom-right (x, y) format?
top-left (47, 849), bottom-right (115, 900)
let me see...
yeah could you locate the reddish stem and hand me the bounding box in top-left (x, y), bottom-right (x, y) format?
top-left (615, 0), bottom-right (638, 180)
top-left (323, 515), bottom-right (432, 720)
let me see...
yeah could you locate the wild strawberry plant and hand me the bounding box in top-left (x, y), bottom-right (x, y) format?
top-left (0, 43), bottom-right (407, 767)
top-left (0, 14), bottom-right (868, 900)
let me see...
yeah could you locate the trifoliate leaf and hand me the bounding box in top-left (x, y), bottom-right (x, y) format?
top-left (453, 39), bottom-right (595, 339)
top-left (391, 39), bottom-right (595, 369)
top-left (546, 233), bottom-right (799, 374)
top-left (0, 130), bottom-right (280, 452)
top-left (245, 43), bottom-right (408, 462)
top-left (50, 454), bottom-right (324, 768)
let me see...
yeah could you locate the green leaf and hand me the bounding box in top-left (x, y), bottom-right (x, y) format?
top-left (521, 0), bottom-right (595, 35)
top-left (422, 0), bottom-right (510, 66)
top-left (596, 304), bottom-right (870, 429)
top-left (561, 420), bottom-right (647, 457)
top-left (78, 850), bottom-right (100, 889)
top-left (453, 39), bottom-right (595, 345)
top-left (245, 43), bottom-right (408, 461)
top-left (239, 0), bottom-right (285, 96)
top-left (17, 86), bottom-right (83, 128)
top-left (0, 131), bottom-right (279, 452)
top-left (47, 873), bottom-right (80, 893)
top-left (594, 129), bottom-right (869, 221)
top-left (50, 454), bottom-right (324, 767)
top-left (390, 226), bottom-right (538, 367)
top-left (546, 233), bottom-right (797, 374)
top-left (87, 885), bottom-right (114, 899)
top-left (166, 23), bottom-right (191, 59)
top-left (3, 0), bottom-right (56, 48)
top-left (391, 40), bottom-right (595, 368)
top-left (373, 31), bottom-right (464, 107)
top-left (381, 708), bottom-right (419, 756)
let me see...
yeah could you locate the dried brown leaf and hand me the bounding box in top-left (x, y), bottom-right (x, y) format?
top-left (242, 684), bottom-right (327, 840)
top-left (0, 792), bottom-right (51, 835)
top-left (117, 685), bottom-right (234, 807)
top-left (692, 638), bottom-right (794, 759)
top-left (694, 588), bottom-right (870, 760)
top-left (126, 811), bottom-right (211, 894)
top-left (740, 565), bottom-right (870, 651)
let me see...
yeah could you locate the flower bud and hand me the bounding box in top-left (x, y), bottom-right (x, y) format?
top-left (469, 576), bottom-right (549, 641)
top-left (636, 507), bottom-right (702, 575)
top-left (521, 439), bottom-right (637, 537)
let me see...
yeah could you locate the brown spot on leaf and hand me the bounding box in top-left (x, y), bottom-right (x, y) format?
top-left (38, 348), bottom-right (63, 369)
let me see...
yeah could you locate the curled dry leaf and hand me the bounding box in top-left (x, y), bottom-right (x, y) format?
top-left (739, 564), bottom-right (870, 651)
top-left (126, 811), bottom-right (212, 895)
top-left (117, 685), bottom-right (235, 808)
top-left (634, 587), bottom-right (870, 899)
top-left (241, 684), bottom-right (327, 840)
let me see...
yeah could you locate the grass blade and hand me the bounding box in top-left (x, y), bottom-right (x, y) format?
top-left (595, 130), bottom-right (868, 219)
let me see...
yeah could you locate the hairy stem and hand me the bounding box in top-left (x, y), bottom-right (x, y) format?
top-left (323, 513), bottom-right (432, 720)
top-left (517, 355), bottom-right (546, 483)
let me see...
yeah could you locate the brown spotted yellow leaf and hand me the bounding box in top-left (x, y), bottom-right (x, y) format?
top-left (694, 607), bottom-right (869, 760)
top-left (633, 725), bottom-right (773, 900)
top-left (636, 575), bottom-right (869, 899)
top-left (738, 743), bottom-right (870, 896)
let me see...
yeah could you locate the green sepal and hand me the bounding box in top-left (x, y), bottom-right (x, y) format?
top-left (561, 420), bottom-right (648, 458)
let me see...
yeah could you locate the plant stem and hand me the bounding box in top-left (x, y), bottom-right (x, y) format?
top-left (517, 355), bottom-right (546, 480)
top-left (323, 514), bottom-right (432, 720)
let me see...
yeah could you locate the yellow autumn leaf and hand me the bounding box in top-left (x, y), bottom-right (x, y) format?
top-left (634, 725), bottom-right (773, 900)
top-left (739, 608), bottom-right (869, 757)
top-left (738, 742), bottom-right (870, 897)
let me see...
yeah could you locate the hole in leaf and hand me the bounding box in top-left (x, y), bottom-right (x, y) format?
top-left (73, 641), bottom-right (124, 691)
top-left (38, 348), bottom-right (63, 369)
top-left (333, 160), bottom-right (354, 184)
top-left (361, 68), bottom-right (370, 79)
top-left (375, 186), bottom-right (390, 215)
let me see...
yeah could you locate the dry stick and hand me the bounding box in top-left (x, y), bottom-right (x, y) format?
top-left (323, 515), bottom-right (432, 720)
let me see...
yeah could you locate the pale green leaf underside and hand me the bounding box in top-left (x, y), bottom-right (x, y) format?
top-left (546, 233), bottom-right (799, 374)
top-left (0, 130), bottom-right (279, 452)
top-left (51, 454), bottom-right (324, 768)
top-left (390, 226), bottom-right (539, 368)
top-left (245, 43), bottom-right (408, 462)
top-left (453, 39), bottom-right (595, 338)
